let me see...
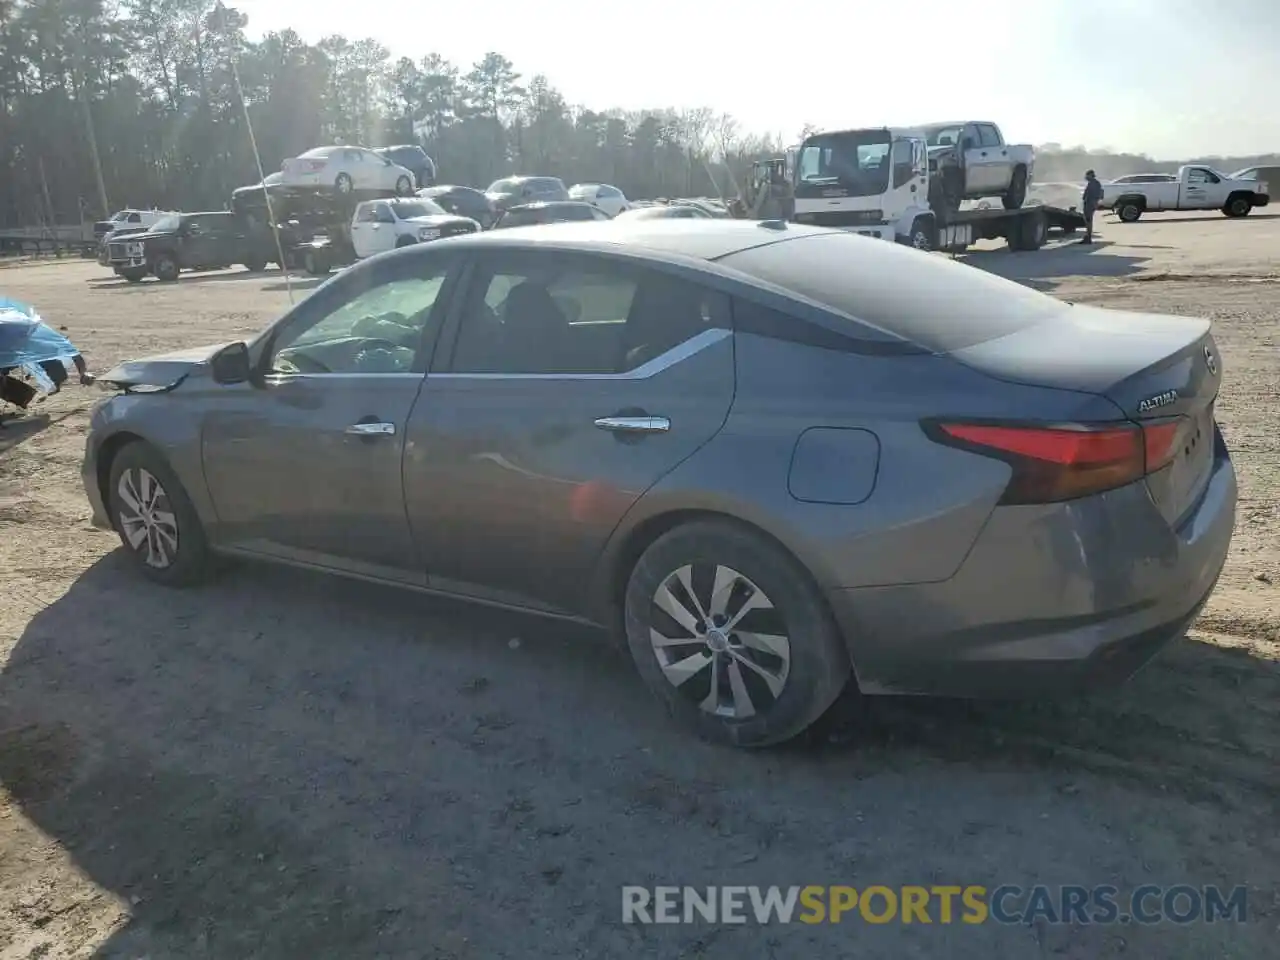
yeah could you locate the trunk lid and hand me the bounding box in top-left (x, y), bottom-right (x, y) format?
top-left (952, 304), bottom-right (1221, 523)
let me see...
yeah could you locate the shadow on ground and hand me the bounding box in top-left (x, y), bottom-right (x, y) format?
top-left (87, 268), bottom-right (286, 291)
top-left (1, 553), bottom-right (1277, 957)
top-left (0, 412), bottom-right (50, 454)
top-left (961, 240), bottom-right (1152, 291)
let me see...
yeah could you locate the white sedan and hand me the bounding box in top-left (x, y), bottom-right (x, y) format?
top-left (567, 182), bottom-right (631, 217)
top-left (281, 146), bottom-right (416, 196)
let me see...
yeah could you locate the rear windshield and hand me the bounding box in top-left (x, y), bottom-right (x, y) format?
top-left (390, 200), bottom-right (444, 218)
top-left (488, 178), bottom-right (522, 194)
top-left (717, 231), bottom-right (1067, 352)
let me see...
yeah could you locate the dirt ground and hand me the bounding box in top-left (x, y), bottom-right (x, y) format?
top-left (1, 211), bottom-right (1277, 959)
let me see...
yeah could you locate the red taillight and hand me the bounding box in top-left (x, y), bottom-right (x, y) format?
top-left (930, 418), bottom-right (1186, 504)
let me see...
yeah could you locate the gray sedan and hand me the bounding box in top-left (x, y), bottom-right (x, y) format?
top-left (82, 219), bottom-right (1236, 747)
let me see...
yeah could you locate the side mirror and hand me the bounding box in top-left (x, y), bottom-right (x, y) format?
top-left (210, 341), bottom-right (252, 385)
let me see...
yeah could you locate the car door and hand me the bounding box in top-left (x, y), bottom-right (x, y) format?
top-left (200, 252), bottom-right (461, 581)
top-left (180, 216), bottom-right (221, 267)
top-left (368, 202), bottom-right (400, 254)
top-left (349, 202), bottom-right (374, 258)
top-left (976, 124), bottom-right (1010, 191)
top-left (959, 124), bottom-right (991, 193)
top-left (1182, 168), bottom-right (1214, 208)
top-left (403, 250), bottom-right (736, 616)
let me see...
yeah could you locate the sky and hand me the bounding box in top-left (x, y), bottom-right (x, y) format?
top-left (231, 0), bottom-right (1279, 159)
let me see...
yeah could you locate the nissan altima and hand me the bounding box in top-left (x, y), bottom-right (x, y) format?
top-left (82, 219), bottom-right (1236, 747)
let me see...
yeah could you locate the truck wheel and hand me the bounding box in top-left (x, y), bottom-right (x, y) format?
top-left (120, 268), bottom-right (147, 283)
top-left (905, 218), bottom-right (933, 251)
top-left (1009, 211), bottom-right (1047, 251)
top-left (1117, 201), bottom-right (1143, 223)
top-left (1223, 195), bottom-right (1252, 218)
top-left (153, 255), bottom-right (180, 282)
top-left (1002, 166), bottom-right (1028, 209)
top-left (244, 257), bottom-right (267, 272)
top-left (395, 175), bottom-right (413, 196)
top-left (394, 235), bottom-right (417, 248)
top-left (304, 250), bottom-right (329, 276)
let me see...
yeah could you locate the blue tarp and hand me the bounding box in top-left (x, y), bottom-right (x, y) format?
top-left (0, 296), bottom-right (78, 393)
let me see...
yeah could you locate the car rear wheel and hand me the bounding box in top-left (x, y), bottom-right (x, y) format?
top-left (107, 441), bottom-right (211, 587)
top-left (1117, 201), bottom-right (1143, 223)
top-left (1002, 165), bottom-right (1028, 209)
top-left (623, 520), bottom-right (850, 747)
top-left (335, 173), bottom-right (354, 194)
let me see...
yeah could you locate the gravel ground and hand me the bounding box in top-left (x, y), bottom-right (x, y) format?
top-left (1, 210), bottom-right (1278, 959)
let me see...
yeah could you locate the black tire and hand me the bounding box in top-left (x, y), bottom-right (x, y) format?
top-left (394, 234), bottom-right (417, 248)
top-left (120, 268), bottom-right (147, 283)
top-left (304, 250), bottom-right (329, 276)
top-left (1009, 210), bottom-right (1047, 251)
top-left (905, 217), bottom-right (933, 251)
top-left (153, 254), bottom-right (179, 282)
top-left (1117, 201), bottom-right (1143, 223)
top-left (1002, 165), bottom-right (1028, 209)
top-left (623, 520), bottom-right (851, 748)
top-left (395, 175), bottom-right (413, 196)
top-left (106, 441), bottom-right (212, 587)
top-left (244, 257), bottom-right (267, 272)
top-left (1223, 195), bottom-right (1252, 218)
top-left (335, 173), bottom-right (354, 194)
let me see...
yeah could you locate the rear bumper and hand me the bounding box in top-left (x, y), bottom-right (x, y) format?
top-left (829, 442), bottom-right (1237, 698)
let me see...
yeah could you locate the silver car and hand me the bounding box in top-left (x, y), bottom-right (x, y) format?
top-left (83, 220), bottom-right (1236, 747)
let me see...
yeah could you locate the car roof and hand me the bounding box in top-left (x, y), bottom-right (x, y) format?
top-left (506, 200), bottom-right (594, 212)
top-left (430, 217), bottom-right (823, 262)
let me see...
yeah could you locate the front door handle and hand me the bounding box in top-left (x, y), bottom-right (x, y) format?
top-left (345, 421), bottom-right (396, 437)
top-left (594, 416), bottom-right (670, 434)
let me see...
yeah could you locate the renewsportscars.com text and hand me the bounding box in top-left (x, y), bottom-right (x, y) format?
top-left (621, 884), bottom-right (1248, 925)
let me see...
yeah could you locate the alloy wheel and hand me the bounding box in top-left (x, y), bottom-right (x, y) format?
top-left (116, 467), bottom-right (179, 569)
top-left (648, 564), bottom-right (791, 719)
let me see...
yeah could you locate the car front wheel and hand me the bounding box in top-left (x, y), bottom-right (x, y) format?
top-left (623, 520), bottom-right (850, 747)
top-left (107, 441), bottom-right (211, 586)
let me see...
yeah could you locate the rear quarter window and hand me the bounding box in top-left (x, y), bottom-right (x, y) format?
top-left (717, 231), bottom-right (1067, 352)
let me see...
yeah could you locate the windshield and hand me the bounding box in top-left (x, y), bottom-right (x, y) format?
top-left (795, 132), bottom-right (892, 197)
top-left (923, 125), bottom-right (964, 147)
top-left (390, 200), bottom-right (444, 218)
top-left (110, 210), bottom-right (131, 221)
top-left (487, 178), bottom-right (522, 194)
top-left (150, 215), bottom-right (180, 233)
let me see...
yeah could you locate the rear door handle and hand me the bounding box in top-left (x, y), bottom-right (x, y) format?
top-left (594, 416), bottom-right (670, 434)
top-left (345, 421), bottom-right (396, 437)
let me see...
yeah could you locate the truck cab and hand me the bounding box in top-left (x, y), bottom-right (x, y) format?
top-left (1101, 165), bottom-right (1270, 221)
top-left (792, 127), bottom-right (933, 247)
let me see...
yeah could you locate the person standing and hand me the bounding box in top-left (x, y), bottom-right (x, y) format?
top-left (1081, 170), bottom-right (1104, 244)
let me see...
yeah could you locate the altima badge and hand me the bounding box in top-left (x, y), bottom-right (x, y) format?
top-left (1137, 389), bottom-right (1179, 413)
top-left (1204, 346), bottom-right (1217, 375)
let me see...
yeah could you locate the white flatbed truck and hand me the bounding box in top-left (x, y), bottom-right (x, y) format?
top-left (790, 126), bottom-right (1085, 253)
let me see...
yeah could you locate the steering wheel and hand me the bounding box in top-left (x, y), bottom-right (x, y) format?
top-left (274, 351), bottom-right (331, 374)
top-left (351, 338), bottom-right (412, 372)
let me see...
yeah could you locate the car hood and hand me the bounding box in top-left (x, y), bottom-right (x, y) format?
top-left (98, 342), bottom-right (230, 391)
top-left (107, 228), bottom-right (177, 244)
top-left (402, 215), bottom-right (474, 228)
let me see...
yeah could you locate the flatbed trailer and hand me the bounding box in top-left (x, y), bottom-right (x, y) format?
top-left (931, 204), bottom-right (1086, 253)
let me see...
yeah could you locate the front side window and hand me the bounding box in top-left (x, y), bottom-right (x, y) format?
top-left (127, 212), bottom-right (142, 223)
top-left (891, 139), bottom-right (915, 188)
top-left (449, 256), bottom-right (725, 375)
top-left (268, 266), bottom-right (452, 375)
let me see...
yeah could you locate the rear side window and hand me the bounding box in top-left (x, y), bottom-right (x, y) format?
top-left (977, 124), bottom-right (1002, 147)
top-left (718, 231), bottom-right (1066, 352)
top-left (127, 212), bottom-right (142, 223)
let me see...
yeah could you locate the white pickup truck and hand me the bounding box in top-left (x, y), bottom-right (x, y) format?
top-left (917, 121), bottom-right (1036, 211)
top-left (1100, 165), bottom-right (1270, 222)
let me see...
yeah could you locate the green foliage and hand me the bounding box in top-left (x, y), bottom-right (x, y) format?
top-left (0, 0), bottom-right (1276, 225)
